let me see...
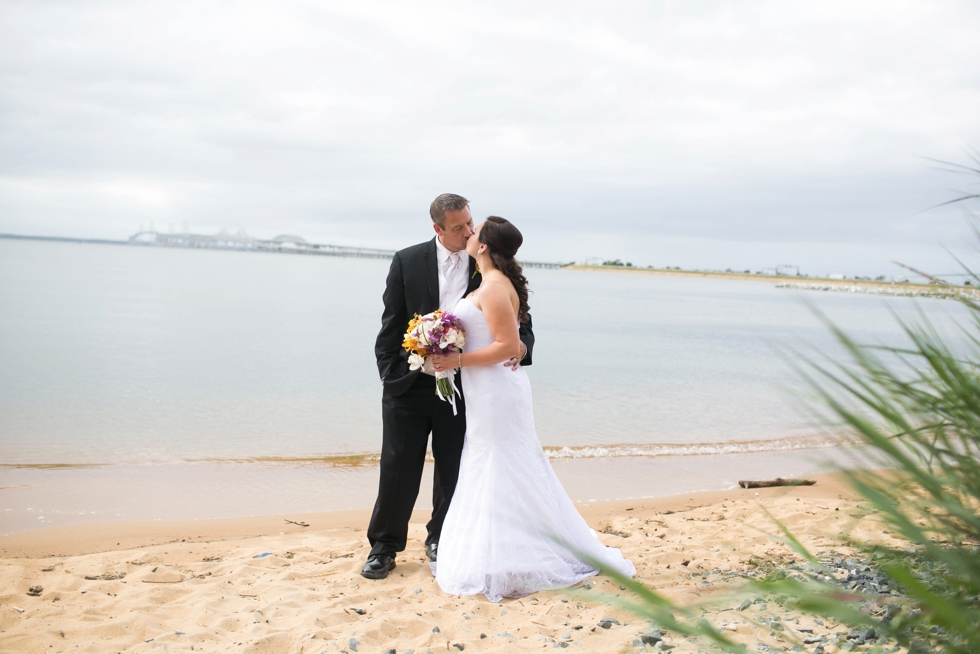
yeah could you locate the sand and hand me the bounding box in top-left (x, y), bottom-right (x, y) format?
top-left (0, 471), bottom-right (908, 654)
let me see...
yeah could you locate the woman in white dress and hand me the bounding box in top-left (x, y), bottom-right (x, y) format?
top-left (428, 216), bottom-right (635, 602)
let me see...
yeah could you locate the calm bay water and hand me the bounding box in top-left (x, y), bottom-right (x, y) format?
top-left (0, 238), bottom-right (971, 533)
top-left (0, 238), bottom-right (970, 464)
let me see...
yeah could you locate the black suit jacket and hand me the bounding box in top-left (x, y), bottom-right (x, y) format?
top-left (375, 237), bottom-right (535, 397)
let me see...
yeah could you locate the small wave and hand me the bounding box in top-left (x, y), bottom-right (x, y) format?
top-left (187, 454), bottom-right (383, 468)
top-left (4, 435), bottom-right (850, 469)
top-left (198, 434), bottom-right (850, 465)
top-left (541, 434), bottom-right (851, 460)
top-left (0, 463), bottom-right (107, 470)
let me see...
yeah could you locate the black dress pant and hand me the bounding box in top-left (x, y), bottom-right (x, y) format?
top-left (367, 373), bottom-right (466, 557)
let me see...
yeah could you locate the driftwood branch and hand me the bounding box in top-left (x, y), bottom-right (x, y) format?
top-left (738, 478), bottom-right (816, 489)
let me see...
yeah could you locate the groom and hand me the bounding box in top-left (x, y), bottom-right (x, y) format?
top-left (362, 193), bottom-right (535, 579)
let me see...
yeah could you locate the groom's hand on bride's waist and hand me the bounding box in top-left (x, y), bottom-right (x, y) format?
top-left (503, 343), bottom-right (527, 371)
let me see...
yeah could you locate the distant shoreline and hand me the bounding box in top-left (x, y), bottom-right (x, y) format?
top-left (567, 264), bottom-right (971, 295)
top-left (3, 232), bottom-right (970, 295)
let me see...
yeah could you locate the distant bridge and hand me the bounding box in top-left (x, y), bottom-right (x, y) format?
top-left (0, 230), bottom-right (571, 267)
top-left (519, 260), bottom-right (574, 269)
top-left (127, 230), bottom-right (573, 267)
top-left (128, 230), bottom-right (396, 260)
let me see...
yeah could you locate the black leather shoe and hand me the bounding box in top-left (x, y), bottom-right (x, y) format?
top-left (360, 554), bottom-right (395, 579)
top-left (425, 542), bottom-right (438, 563)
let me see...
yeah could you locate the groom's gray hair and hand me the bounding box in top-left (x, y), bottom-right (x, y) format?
top-left (430, 193), bottom-right (469, 228)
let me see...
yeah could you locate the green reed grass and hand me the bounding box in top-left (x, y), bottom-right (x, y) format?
top-left (579, 156), bottom-right (980, 652)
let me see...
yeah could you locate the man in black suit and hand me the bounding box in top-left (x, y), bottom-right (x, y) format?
top-left (362, 193), bottom-right (535, 579)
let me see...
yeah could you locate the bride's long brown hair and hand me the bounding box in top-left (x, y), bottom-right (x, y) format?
top-left (478, 216), bottom-right (530, 324)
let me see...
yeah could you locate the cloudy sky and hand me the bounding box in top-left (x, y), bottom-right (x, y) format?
top-left (2, 0), bottom-right (979, 277)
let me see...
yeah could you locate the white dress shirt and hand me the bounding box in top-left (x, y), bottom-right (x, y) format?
top-left (435, 236), bottom-right (469, 312)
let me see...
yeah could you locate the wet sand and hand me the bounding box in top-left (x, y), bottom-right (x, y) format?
top-left (0, 445), bottom-right (875, 536)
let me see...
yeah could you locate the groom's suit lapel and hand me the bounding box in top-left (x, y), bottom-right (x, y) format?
top-left (422, 237), bottom-right (440, 312)
top-left (466, 256), bottom-right (481, 295)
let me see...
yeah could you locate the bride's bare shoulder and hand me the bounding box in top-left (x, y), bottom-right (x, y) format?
top-left (475, 273), bottom-right (519, 316)
top-left (481, 272), bottom-right (517, 294)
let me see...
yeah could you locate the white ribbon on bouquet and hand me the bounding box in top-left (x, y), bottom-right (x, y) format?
top-left (434, 369), bottom-right (461, 415)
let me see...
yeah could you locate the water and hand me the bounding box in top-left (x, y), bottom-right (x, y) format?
top-left (0, 238), bottom-right (971, 532)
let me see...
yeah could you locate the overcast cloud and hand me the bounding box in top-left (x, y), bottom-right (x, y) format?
top-left (2, 0), bottom-right (979, 276)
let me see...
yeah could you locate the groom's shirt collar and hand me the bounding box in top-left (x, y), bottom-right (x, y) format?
top-left (434, 235), bottom-right (461, 264)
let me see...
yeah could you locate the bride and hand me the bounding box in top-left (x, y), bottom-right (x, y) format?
top-left (428, 216), bottom-right (635, 602)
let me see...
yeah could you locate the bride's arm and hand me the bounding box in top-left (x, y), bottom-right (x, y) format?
top-left (431, 285), bottom-right (521, 369)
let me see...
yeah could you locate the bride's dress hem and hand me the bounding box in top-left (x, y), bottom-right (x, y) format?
top-left (429, 562), bottom-right (600, 603)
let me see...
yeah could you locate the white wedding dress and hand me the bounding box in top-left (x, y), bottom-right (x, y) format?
top-left (431, 297), bottom-right (635, 602)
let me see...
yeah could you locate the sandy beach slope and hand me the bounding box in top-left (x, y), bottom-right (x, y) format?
top-left (0, 471), bottom-right (907, 653)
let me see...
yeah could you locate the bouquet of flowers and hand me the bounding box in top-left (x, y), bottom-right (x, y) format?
top-left (403, 310), bottom-right (466, 414)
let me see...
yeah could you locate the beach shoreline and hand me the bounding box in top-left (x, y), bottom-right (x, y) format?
top-left (1, 470), bottom-right (858, 559)
top-left (0, 470), bottom-right (906, 653)
top-left (0, 443), bottom-right (873, 538)
top-left (567, 263), bottom-right (976, 294)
